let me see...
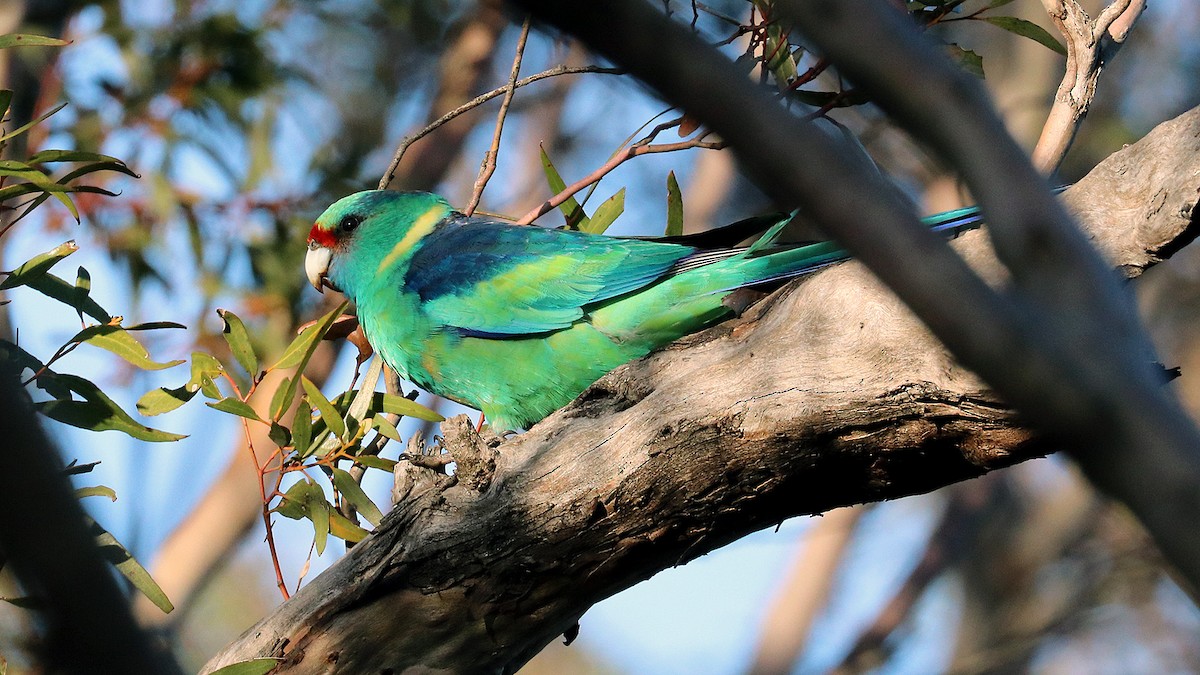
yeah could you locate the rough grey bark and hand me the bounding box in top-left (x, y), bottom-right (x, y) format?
top-left (204, 106), bottom-right (1200, 675)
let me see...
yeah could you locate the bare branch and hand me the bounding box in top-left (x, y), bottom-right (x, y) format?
top-left (377, 64), bottom-right (623, 191)
top-left (516, 135), bottom-right (726, 225)
top-left (1032, 0), bottom-right (1147, 172)
top-left (465, 17), bottom-right (532, 216)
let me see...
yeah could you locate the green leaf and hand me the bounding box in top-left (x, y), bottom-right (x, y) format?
top-left (311, 496), bottom-right (330, 555)
top-left (37, 374), bottom-right (187, 442)
top-left (581, 188), bottom-right (625, 235)
top-left (0, 101), bottom-right (66, 143)
top-left (189, 352), bottom-right (224, 398)
top-left (0, 89), bottom-right (11, 122)
top-left (23, 271), bottom-right (111, 322)
top-left (331, 468), bottom-right (383, 526)
top-left (666, 171), bottom-right (684, 237)
top-left (124, 321), bottom-right (187, 331)
top-left (945, 43), bottom-right (985, 78)
top-left (73, 266), bottom-right (90, 323)
top-left (273, 480), bottom-right (311, 519)
top-left (90, 520), bottom-right (173, 613)
top-left (292, 406), bottom-right (313, 456)
top-left (71, 325), bottom-right (185, 371)
top-left (333, 390), bottom-right (443, 422)
top-left (217, 309), bottom-right (258, 378)
top-left (540, 146), bottom-right (589, 230)
top-left (26, 150), bottom-right (124, 164)
top-left (206, 397), bottom-right (264, 423)
top-left (982, 16), bottom-right (1067, 55)
top-left (75, 485), bottom-right (117, 501)
top-left (271, 303), bottom-right (347, 371)
top-left (269, 375), bottom-right (293, 420)
top-left (355, 454), bottom-right (397, 472)
top-left (55, 159), bottom-right (139, 183)
top-left (301, 376), bottom-right (345, 439)
top-left (0, 34), bottom-right (70, 49)
top-left (329, 510), bottom-right (369, 543)
top-left (371, 414), bottom-right (401, 442)
top-left (0, 160), bottom-right (81, 220)
top-left (268, 421), bottom-right (290, 448)
top-left (136, 385), bottom-right (196, 416)
top-left (0, 240), bottom-right (77, 290)
top-left (207, 659), bottom-right (281, 675)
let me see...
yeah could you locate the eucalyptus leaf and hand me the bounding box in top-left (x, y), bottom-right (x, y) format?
top-left (581, 188), bottom-right (624, 235)
top-left (37, 374), bottom-right (187, 442)
top-left (90, 519), bottom-right (173, 613)
top-left (71, 325), bottom-right (185, 371)
top-left (332, 468), bottom-right (383, 526)
top-left (217, 309), bottom-right (258, 378)
top-left (206, 397), bottom-right (264, 423)
top-left (0, 241), bottom-right (78, 291)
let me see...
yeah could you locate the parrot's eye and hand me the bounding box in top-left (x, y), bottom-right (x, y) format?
top-left (339, 214), bottom-right (362, 233)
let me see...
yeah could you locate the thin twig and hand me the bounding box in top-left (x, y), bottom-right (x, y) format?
top-left (378, 64), bottom-right (623, 191)
top-left (517, 136), bottom-right (726, 225)
top-left (465, 18), bottom-right (531, 215)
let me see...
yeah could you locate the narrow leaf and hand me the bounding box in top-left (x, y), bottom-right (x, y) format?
top-left (301, 376), bottom-right (345, 439)
top-left (0, 101), bottom-right (67, 143)
top-left (0, 240), bottom-right (77, 290)
top-left (269, 375), bottom-right (293, 420)
top-left (217, 309), bottom-right (258, 378)
top-left (91, 520), bottom-right (173, 613)
top-left (271, 303), bottom-right (347, 371)
top-left (73, 266), bottom-right (90, 323)
top-left (0, 34), bottom-right (70, 49)
top-left (329, 510), bottom-right (369, 543)
top-left (331, 468), bottom-right (383, 526)
top-left (666, 171), bottom-right (684, 237)
top-left (355, 454), bottom-right (397, 472)
top-left (206, 397), bottom-right (264, 423)
top-left (982, 16), bottom-right (1067, 55)
top-left (371, 413), bottom-right (401, 442)
top-left (136, 385), bottom-right (196, 416)
top-left (582, 188), bottom-right (625, 234)
top-left (310, 496), bottom-right (330, 555)
top-left (23, 271), bottom-right (111, 322)
top-left (207, 659), bottom-right (281, 675)
top-left (38, 374), bottom-right (187, 442)
top-left (26, 150), bottom-right (124, 164)
top-left (540, 146), bottom-right (589, 230)
top-left (291, 406), bottom-right (313, 455)
top-left (71, 325), bottom-right (185, 371)
top-left (74, 485), bottom-right (117, 501)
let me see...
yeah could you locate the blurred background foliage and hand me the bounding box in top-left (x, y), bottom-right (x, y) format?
top-left (0, 0), bottom-right (1198, 673)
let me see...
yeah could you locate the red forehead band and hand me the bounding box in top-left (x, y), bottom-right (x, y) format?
top-left (308, 224), bottom-right (337, 248)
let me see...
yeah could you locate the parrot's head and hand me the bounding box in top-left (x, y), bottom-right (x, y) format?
top-left (306, 190), bottom-right (453, 297)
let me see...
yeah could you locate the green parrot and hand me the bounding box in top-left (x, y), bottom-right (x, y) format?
top-left (305, 190), bottom-right (981, 430)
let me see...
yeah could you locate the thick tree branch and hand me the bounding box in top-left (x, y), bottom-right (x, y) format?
top-left (516, 0), bottom-right (1200, 599)
top-left (205, 105), bottom-right (1200, 675)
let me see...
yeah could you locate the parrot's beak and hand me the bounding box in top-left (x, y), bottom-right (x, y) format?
top-left (305, 244), bottom-right (335, 293)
